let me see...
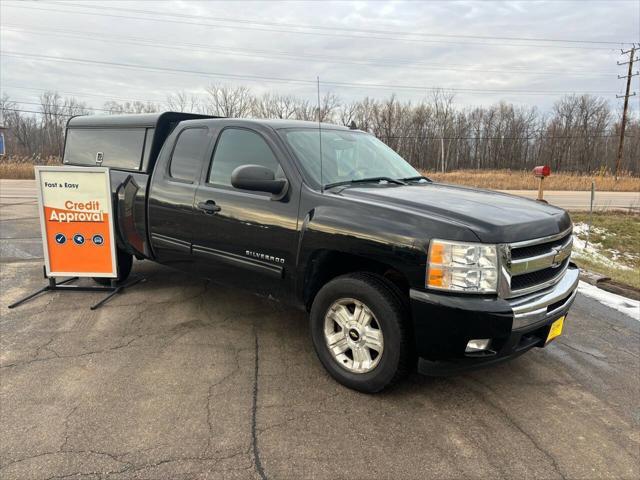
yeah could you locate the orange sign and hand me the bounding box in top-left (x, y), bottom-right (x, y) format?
top-left (35, 166), bottom-right (117, 278)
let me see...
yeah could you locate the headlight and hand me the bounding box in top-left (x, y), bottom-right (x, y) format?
top-left (427, 239), bottom-right (498, 293)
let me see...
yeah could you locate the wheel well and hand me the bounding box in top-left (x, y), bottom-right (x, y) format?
top-left (303, 250), bottom-right (410, 311)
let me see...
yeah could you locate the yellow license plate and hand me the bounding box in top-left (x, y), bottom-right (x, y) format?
top-left (546, 316), bottom-right (564, 343)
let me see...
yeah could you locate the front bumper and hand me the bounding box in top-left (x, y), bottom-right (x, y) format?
top-left (409, 264), bottom-right (579, 375)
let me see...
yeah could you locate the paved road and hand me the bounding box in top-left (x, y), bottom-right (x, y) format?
top-left (2, 179), bottom-right (639, 211)
top-left (0, 181), bottom-right (639, 479)
top-left (499, 190), bottom-right (640, 211)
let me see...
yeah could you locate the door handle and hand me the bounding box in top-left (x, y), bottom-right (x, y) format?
top-left (197, 200), bottom-right (221, 214)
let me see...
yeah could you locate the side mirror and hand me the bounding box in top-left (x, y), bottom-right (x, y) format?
top-left (231, 164), bottom-right (288, 198)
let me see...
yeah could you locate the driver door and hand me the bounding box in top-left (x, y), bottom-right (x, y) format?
top-left (192, 127), bottom-right (299, 301)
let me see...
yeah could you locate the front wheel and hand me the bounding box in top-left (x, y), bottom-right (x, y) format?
top-left (310, 273), bottom-right (413, 393)
top-left (93, 248), bottom-right (133, 286)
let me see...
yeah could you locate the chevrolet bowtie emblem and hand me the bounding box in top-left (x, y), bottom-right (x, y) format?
top-left (551, 243), bottom-right (571, 268)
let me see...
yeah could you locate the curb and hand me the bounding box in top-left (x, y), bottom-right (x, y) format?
top-left (579, 270), bottom-right (640, 301)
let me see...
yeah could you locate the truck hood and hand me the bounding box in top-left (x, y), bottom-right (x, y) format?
top-left (335, 182), bottom-right (571, 243)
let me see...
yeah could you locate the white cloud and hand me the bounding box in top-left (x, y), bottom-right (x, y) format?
top-left (1, 0), bottom-right (638, 113)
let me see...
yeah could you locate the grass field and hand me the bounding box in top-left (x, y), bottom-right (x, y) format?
top-left (0, 158), bottom-right (60, 179)
top-left (570, 211), bottom-right (640, 289)
top-left (426, 169), bottom-right (639, 192)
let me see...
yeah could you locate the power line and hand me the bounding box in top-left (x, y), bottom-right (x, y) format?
top-left (1, 108), bottom-right (75, 116)
top-left (614, 46), bottom-right (638, 178)
top-left (6, 100), bottom-right (151, 113)
top-left (52, 0), bottom-right (630, 46)
top-left (2, 51), bottom-right (620, 96)
top-left (1, 85), bottom-right (170, 106)
top-left (1, 24), bottom-right (619, 77)
top-left (5, 3), bottom-right (623, 51)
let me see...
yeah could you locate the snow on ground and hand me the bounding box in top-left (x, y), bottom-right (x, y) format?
top-left (572, 223), bottom-right (634, 271)
top-left (578, 281), bottom-right (640, 320)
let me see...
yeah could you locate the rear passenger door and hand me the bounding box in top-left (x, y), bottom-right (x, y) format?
top-left (148, 126), bottom-right (212, 270)
top-left (192, 127), bottom-right (299, 301)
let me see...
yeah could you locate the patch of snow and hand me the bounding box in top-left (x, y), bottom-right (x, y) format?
top-left (571, 223), bottom-right (632, 271)
top-left (573, 223), bottom-right (608, 237)
top-left (578, 281), bottom-right (640, 321)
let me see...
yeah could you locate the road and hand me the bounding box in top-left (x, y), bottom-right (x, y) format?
top-left (1, 179), bottom-right (639, 211)
top-left (499, 190), bottom-right (640, 211)
top-left (0, 180), bottom-right (639, 479)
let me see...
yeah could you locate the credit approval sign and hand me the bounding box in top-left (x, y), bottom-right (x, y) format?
top-left (35, 166), bottom-right (118, 278)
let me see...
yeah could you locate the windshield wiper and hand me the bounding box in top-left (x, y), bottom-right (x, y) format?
top-left (324, 177), bottom-right (407, 190)
top-left (399, 175), bottom-right (431, 183)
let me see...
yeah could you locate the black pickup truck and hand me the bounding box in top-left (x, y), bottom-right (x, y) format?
top-left (63, 112), bottom-right (578, 392)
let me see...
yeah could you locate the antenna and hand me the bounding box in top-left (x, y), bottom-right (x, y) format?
top-left (317, 76), bottom-right (324, 193)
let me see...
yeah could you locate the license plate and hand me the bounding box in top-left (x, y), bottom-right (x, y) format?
top-left (546, 316), bottom-right (564, 343)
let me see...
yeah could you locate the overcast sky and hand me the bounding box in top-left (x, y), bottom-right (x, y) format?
top-left (1, 0), bottom-right (639, 116)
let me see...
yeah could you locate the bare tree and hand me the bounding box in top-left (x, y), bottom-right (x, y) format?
top-left (166, 91), bottom-right (200, 113)
top-left (104, 100), bottom-right (159, 114)
top-left (39, 92), bottom-right (89, 157)
top-left (204, 84), bottom-right (252, 117)
top-left (1, 88), bottom-right (636, 175)
top-left (252, 93), bottom-right (298, 119)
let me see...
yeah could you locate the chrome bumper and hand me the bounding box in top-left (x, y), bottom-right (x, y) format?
top-left (509, 265), bottom-right (579, 330)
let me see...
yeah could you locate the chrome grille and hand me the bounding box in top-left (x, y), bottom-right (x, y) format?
top-left (511, 258), bottom-right (571, 290)
top-left (499, 227), bottom-right (573, 299)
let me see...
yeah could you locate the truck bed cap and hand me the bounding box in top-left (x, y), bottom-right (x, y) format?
top-left (67, 112), bottom-right (213, 129)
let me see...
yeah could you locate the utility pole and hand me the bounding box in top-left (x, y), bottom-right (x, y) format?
top-left (615, 45), bottom-right (638, 180)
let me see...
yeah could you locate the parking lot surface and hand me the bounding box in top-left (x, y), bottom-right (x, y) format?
top-left (1, 180), bottom-right (639, 479)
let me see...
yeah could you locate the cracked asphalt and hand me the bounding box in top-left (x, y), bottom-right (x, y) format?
top-left (1, 179), bottom-right (639, 479)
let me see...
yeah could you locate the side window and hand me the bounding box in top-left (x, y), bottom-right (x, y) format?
top-left (209, 129), bottom-right (280, 186)
top-left (169, 128), bottom-right (209, 182)
top-left (142, 128), bottom-right (155, 168)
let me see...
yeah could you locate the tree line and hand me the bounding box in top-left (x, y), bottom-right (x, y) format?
top-left (1, 86), bottom-right (638, 174)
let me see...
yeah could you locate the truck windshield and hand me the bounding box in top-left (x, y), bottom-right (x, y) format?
top-left (283, 129), bottom-right (421, 188)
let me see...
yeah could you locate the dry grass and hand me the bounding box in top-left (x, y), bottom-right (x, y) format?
top-left (1, 158), bottom-right (639, 192)
top-left (571, 211), bottom-right (640, 289)
top-left (424, 169), bottom-right (640, 192)
top-left (0, 157), bottom-right (61, 179)
top-left (0, 163), bottom-right (37, 179)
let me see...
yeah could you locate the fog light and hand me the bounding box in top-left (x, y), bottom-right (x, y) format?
top-left (466, 339), bottom-right (492, 353)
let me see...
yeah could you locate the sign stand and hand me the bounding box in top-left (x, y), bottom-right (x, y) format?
top-left (7, 166), bottom-right (146, 311)
top-left (8, 267), bottom-right (145, 311)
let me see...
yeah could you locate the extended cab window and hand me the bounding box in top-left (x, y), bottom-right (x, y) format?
top-left (209, 129), bottom-right (279, 186)
top-left (141, 128), bottom-right (155, 169)
top-left (170, 128), bottom-right (209, 182)
top-left (63, 128), bottom-right (145, 170)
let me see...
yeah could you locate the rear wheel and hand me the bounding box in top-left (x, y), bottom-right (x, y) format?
top-left (93, 248), bottom-right (133, 286)
top-left (310, 273), bottom-right (412, 393)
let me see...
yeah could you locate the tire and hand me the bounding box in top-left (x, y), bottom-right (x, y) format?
top-left (93, 248), bottom-right (133, 286)
top-left (310, 272), bottom-right (413, 393)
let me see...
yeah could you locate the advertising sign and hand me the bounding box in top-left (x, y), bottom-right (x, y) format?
top-left (35, 166), bottom-right (117, 278)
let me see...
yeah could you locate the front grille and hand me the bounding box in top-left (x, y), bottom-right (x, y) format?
top-left (504, 227), bottom-right (573, 298)
top-left (511, 232), bottom-right (572, 260)
top-left (511, 258), bottom-right (570, 291)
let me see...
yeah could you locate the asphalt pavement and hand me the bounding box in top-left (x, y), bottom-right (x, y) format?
top-left (1, 179), bottom-right (639, 479)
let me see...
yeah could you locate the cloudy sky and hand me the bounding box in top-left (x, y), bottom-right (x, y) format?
top-left (1, 0), bottom-right (639, 115)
